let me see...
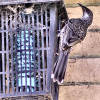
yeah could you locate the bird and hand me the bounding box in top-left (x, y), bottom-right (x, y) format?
top-left (51, 3), bottom-right (93, 84)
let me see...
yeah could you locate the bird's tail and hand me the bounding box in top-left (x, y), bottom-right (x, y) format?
top-left (51, 49), bottom-right (70, 84)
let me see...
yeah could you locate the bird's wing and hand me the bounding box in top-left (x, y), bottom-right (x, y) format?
top-left (59, 23), bottom-right (71, 51)
top-left (68, 18), bottom-right (87, 39)
top-left (59, 18), bottom-right (87, 48)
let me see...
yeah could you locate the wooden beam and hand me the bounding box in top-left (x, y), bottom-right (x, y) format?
top-left (0, 0), bottom-right (61, 6)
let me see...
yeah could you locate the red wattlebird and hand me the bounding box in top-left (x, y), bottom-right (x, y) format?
top-left (51, 3), bottom-right (93, 84)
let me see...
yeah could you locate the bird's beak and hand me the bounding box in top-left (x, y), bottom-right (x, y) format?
top-left (77, 3), bottom-right (93, 26)
top-left (77, 3), bottom-right (87, 12)
top-left (77, 3), bottom-right (83, 7)
top-left (77, 3), bottom-right (90, 17)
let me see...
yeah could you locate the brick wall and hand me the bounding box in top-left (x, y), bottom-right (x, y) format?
top-left (63, 0), bottom-right (100, 5)
top-left (59, 5), bottom-right (100, 100)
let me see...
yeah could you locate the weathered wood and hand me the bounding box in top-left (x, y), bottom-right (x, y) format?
top-left (0, 0), bottom-right (61, 5)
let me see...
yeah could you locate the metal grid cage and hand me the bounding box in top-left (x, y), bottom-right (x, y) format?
top-left (2, 95), bottom-right (51, 100)
top-left (0, 1), bottom-right (68, 100)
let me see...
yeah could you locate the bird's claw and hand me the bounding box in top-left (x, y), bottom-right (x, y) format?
top-left (56, 53), bottom-right (59, 56)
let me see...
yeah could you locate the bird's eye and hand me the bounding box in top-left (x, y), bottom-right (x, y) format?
top-left (69, 20), bottom-right (73, 23)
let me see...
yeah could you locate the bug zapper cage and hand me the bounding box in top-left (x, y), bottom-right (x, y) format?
top-left (0, 1), bottom-right (68, 100)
